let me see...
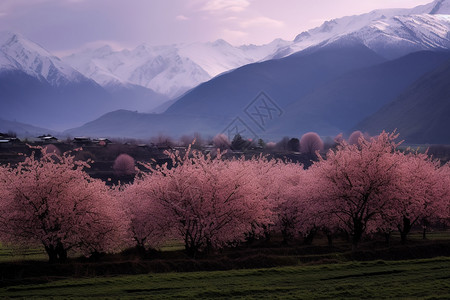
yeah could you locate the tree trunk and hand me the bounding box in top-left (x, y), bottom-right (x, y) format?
top-left (45, 245), bottom-right (58, 264)
top-left (263, 228), bottom-right (271, 243)
top-left (56, 241), bottom-right (67, 263)
top-left (326, 233), bottom-right (333, 248)
top-left (281, 231), bottom-right (292, 245)
top-left (422, 226), bottom-right (427, 240)
top-left (399, 216), bottom-right (412, 245)
top-left (89, 251), bottom-right (102, 262)
top-left (185, 245), bottom-right (198, 258)
top-left (343, 230), bottom-right (350, 242)
top-left (384, 232), bottom-right (391, 246)
top-left (44, 242), bottom-right (67, 263)
top-left (135, 244), bottom-right (147, 257)
top-left (422, 219), bottom-right (429, 240)
top-left (204, 239), bottom-right (213, 255)
top-left (303, 227), bottom-right (317, 245)
top-left (322, 228), bottom-right (333, 248)
top-left (184, 236), bottom-right (200, 258)
top-left (281, 221), bottom-right (294, 245)
top-left (351, 219), bottom-right (364, 251)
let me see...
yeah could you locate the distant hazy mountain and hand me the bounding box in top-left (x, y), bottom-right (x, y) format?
top-left (267, 50), bottom-right (450, 137)
top-left (63, 0), bottom-right (450, 101)
top-left (0, 31), bottom-right (167, 129)
top-left (0, 31), bottom-right (88, 86)
top-left (0, 31), bottom-right (113, 129)
top-left (104, 82), bottom-right (168, 113)
top-left (357, 59), bottom-right (450, 144)
top-left (166, 42), bottom-right (386, 116)
top-left (66, 43), bottom-right (386, 139)
top-left (64, 109), bottom-right (230, 139)
top-left (70, 47), bottom-right (450, 141)
top-left (5, 0), bottom-right (450, 143)
top-left (64, 39), bottom-right (290, 99)
top-left (0, 118), bottom-right (58, 138)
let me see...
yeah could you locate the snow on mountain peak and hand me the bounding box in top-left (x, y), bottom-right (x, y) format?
top-left (294, 31), bottom-right (311, 42)
top-left (283, 0), bottom-right (450, 58)
top-left (415, 0), bottom-right (450, 14)
top-left (92, 45), bottom-right (114, 57)
top-left (0, 31), bottom-right (84, 86)
top-left (64, 38), bottom-right (291, 98)
top-left (60, 0), bottom-right (450, 98)
top-left (432, 0), bottom-right (450, 13)
top-left (313, 13), bottom-right (450, 59)
top-left (318, 20), bottom-right (338, 33)
top-left (0, 31), bottom-right (50, 57)
top-left (211, 39), bottom-right (232, 48)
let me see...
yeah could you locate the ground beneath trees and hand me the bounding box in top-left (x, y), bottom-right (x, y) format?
top-left (1, 257), bottom-right (450, 299)
top-left (1, 231), bottom-right (449, 288)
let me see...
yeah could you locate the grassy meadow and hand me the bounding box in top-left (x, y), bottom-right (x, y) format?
top-left (1, 257), bottom-right (449, 299)
top-left (1, 231), bottom-right (449, 299)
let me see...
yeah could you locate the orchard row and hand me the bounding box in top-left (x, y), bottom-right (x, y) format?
top-left (0, 132), bottom-right (449, 262)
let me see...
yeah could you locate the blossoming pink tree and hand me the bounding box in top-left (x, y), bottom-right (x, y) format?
top-left (265, 162), bottom-right (307, 243)
top-left (212, 133), bottom-right (231, 150)
top-left (239, 156), bottom-right (304, 242)
top-left (0, 148), bottom-right (126, 263)
top-left (117, 178), bottom-right (170, 254)
top-left (137, 146), bottom-right (272, 257)
top-left (439, 163), bottom-right (450, 225)
top-left (43, 144), bottom-right (61, 156)
top-left (296, 166), bottom-right (344, 246)
top-left (310, 132), bottom-right (402, 249)
top-left (300, 132), bottom-right (324, 156)
top-left (113, 153), bottom-right (136, 176)
top-left (381, 151), bottom-right (450, 243)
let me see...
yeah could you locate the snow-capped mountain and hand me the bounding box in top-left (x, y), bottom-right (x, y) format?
top-left (66, 0), bottom-right (450, 140)
top-left (63, 39), bottom-right (290, 98)
top-left (344, 14), bottom-right (450, 59)
top-left (0, 32), bottom-right (166, 130)
top-left (0, 31), bottom-right (86, 86)
top-left (274, 0), bottom-right (450, 58)
top-left (178, 38), bottom-right (289, 76)
top-left (4, 0), bottom-right (450, 136)
top-left (63, 0), bottom-right (450, 100)
top-left (64, 44), bottom-right (208, 98)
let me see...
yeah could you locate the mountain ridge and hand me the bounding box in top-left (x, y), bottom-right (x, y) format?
top-left (356, 58), bottom-right (450, 144)
top-left (3, 0), bottom-right (450, 142)
top-left (0, 32), bottom-right (169, 129)
top-left (0, 31), bottom-right (87, 86)
top-left (61, 0), bottom-right (450, 99)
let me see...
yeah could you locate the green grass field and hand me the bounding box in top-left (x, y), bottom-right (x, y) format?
top-left (1, 231), bottom-right (449, 299)
top-left (0, 244), bottom-right (47, 263)
top-left (1, 257), bottom-right (450, 299)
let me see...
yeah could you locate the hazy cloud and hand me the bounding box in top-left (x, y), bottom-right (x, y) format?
top-left (202, 0), bottom-right (250, 13)
top-left (222, 29), bottom-right (247, 41)
top-left (0, 0), bottom-right (434, 52)
top-left (240, 17), bottom-right (284, 28)
top-left (176, 15), bottom-right (190, 21)
top-left (55, 40), bottom-right (128, 57)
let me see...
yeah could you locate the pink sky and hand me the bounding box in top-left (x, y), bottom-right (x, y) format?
top-left (0, 0), bottom-right (433, 54)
